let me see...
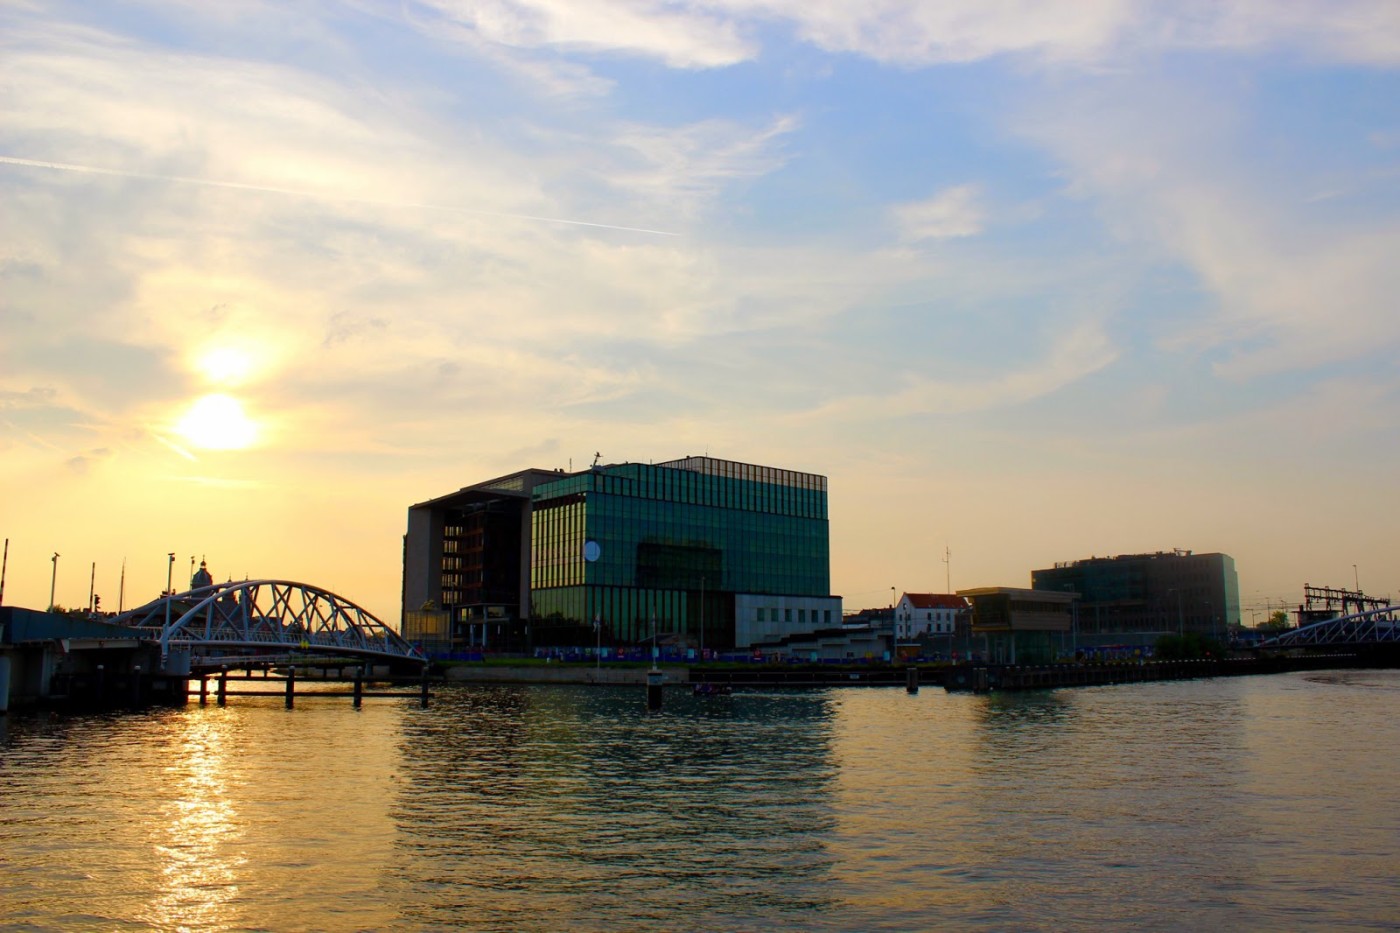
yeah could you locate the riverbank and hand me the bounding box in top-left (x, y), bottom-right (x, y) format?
top-left (441, 652), bottom-right (1373, 691)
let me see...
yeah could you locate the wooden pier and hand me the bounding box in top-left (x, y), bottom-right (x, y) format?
top-left (191, 666), bottom-right (431, 708)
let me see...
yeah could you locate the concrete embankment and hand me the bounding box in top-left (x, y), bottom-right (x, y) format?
top-left (445, 665), bottom-right (692, 686)
top-left (440, 653), bottom-right (1375, 692)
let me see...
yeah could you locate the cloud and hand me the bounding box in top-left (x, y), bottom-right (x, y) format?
top-left (406, 0), bottom-right (757, 68)
top-left (402, 1), bottom-right (1400, 73)
top-left (798, 320), bottom-right (1119, 422)
top-left (1011, 75), bottom-right (1400, 379)
top-left (0, 387), bottom-right (58, 409)
top-left (66, 447), bottom-right (112, 474)
top-left (892, 184), bottom-right (985, 241)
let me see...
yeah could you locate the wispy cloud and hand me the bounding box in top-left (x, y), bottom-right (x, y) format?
top-left (892, 184), bottom-right (985, 241)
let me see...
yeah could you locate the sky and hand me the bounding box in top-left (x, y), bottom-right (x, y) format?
top-left (2, 0), bottom-right (1398, 626)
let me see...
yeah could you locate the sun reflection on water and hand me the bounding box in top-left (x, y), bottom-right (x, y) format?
top-left (141, 713), bottom-right (247, 932)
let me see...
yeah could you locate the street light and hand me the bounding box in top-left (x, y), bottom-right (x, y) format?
top-left (48, 552), bottom-right (59, 612)
top-left (165, 552), bottom-right (175, 633)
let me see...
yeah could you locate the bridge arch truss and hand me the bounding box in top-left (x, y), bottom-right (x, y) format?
top-left (110, 580), bottom-right (425, 667)
top-left (1263, 604), bottom-right (1400, 649)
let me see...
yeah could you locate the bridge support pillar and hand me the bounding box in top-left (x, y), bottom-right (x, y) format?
top-left (285, 666), bottom-right (296, 709)
top-left (217, 668), bottom-right (227, 706)
top-left (354, 668), bottom-right (363, 709)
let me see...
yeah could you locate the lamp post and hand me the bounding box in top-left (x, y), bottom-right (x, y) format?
top-left (165, 552), bottom-right (175, 634)
top-left (48, 552), bottom-right (59, 611)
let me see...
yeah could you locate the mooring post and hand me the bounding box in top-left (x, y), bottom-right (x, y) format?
top-left (199, 675), bottom-right (208, 705)
top-left (906, 666), bottom-right (919, 694)
top-left (353, 667), bottom-right (363, 709)
top-left (420, 665), bottom-right (430, 708)
top-left (217, 667), bottom-right (228, 706)
top-left (130, 665), bottom-right (142, 708)
top-left (96, 664), bottom-right (105, 707)
top-left (285, 666), bottom-right (296, 709)
top-left (646, 668), bottom-right (664, 711)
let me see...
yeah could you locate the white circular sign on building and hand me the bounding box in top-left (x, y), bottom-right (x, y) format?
top-left (583, 539), bottom-right (602, 562)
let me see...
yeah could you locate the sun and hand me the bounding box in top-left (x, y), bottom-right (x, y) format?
top-left (176, 394), bottom-right (258, 451)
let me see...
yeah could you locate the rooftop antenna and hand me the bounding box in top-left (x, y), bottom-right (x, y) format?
top-left (942, 545), bottom-right (952, 594)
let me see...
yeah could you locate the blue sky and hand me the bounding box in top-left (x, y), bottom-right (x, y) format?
top-left (2, 0), bottom-right (1398, 621)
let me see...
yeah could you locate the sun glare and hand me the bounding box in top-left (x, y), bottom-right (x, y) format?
top-left (176, 394), bottom-right (258, 451)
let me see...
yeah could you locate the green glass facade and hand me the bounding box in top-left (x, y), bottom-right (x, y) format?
top-left (530, 457), bottom-right (830, 647)
top-left (1031, 551), bottom-right (1241, 638)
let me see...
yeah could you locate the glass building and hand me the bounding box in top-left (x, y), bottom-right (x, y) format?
top-left (1031, 550), bottom-right (1241, 643)
top-left (404, 456), bottom-right (839, 651)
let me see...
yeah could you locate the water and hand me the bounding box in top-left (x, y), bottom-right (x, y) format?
top-left (4, 671), bottom-right (1400, 931)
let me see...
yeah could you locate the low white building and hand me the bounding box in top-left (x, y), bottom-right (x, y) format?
top-left (896, 593), bottom-right (966, 640)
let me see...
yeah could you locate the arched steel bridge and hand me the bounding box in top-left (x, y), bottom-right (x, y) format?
top-left (109, 580), bottom-right (425, 668)
top-left (1261, 604), bottom-right (1400, 649)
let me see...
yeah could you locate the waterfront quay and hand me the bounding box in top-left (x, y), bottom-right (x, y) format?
top-left (440, 651), bottom-right (1376, 692)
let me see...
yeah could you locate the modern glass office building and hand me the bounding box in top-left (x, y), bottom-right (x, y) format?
top-left (1031, 550), bottom-right (1241, 642)
top-left (404, 456), bottom-right (838, 651)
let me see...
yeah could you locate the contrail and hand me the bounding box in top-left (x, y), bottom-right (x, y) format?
top-left (0, 154), bottom-right (680, 237)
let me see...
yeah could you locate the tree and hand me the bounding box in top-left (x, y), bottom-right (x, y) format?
top-left (1155, 632), bottom-right (1229, 660)
top-left (1257, 609), bottom-right (1290, 633)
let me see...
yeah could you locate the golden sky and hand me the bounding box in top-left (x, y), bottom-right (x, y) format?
top-left (3, 1), bottom-right (1398, 623)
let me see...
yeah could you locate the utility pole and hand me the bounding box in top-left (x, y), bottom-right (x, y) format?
top-left (0, 538), bottom-right (8, 607)
top-left (119, 558), bottom-right (126, 613)
top-left (88, 561), bottom-right (96, 614)
top-left (943, 545), bottom-right (951, 594)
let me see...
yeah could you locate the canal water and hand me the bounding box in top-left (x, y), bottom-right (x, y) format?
top-left (3, 670), bottom-right (1399, 931)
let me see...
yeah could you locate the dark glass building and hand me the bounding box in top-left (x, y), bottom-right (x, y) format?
top-left (403, 456), bottom-right (838, 651)
top-left (1031, 550), bottom-right (1241, 642)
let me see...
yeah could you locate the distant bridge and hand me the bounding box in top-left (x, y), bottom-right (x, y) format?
top-left (1261, 604), bottom-right (1400, 649)
top-left (109, 580), bottom-right (425, 669)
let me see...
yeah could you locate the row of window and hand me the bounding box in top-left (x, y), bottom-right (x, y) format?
top-left (531, 585), bottom-right (719, 645)
top-left (530, 493), bottom-right (830, 596)
top-left (756, 607), bottom-right (834, 626)
top-left (534, 462), bottom-right (828, 521)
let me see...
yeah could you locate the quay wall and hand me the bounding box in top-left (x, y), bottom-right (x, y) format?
top-left (445, 665), bottom-right (691, 686)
